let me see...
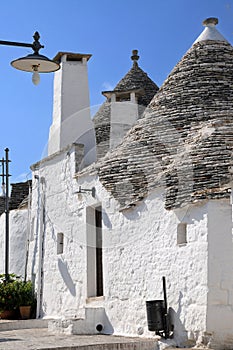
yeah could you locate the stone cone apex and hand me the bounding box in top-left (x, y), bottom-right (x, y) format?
top-left (194, 17), bottom-right (228, 44)
top-left (93, 49), bottom-right (159, 159)
top-left (103, 49), bottom-right (159, 106)
top-left (131, 49), bottom-right (140, 67)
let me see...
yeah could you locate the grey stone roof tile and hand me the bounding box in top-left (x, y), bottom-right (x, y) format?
top-left (113, 62), bottom-right (159, 107)
top-left (93, 101), bottom-right (111, 160)
top-left (93, 52), bottom-right (159, 159)
top-left (93, 38), bottom-right (233, 210)
top-left (10, 180), bottom-right (32, 210)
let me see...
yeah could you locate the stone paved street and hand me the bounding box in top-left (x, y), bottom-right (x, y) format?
top-left (0, 327), bottom-right (157, 350)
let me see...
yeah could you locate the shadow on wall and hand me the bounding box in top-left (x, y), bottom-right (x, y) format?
top-left (58, 258), bottom-right (76, 296)
top-left (102, 209), bottom-right (112, 229)
top-left (169, 291), bottom-right (188, 347)
top-left (101, 309), bottom-right (114, 335)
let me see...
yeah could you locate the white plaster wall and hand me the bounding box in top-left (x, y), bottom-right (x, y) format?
top-left (48, 67), bottom-right (62, 154)
top-left (28, 146), bottom-right (88, 319)
top-left (55, 60), bottom-right (90, 124)
top-left (70, 174), bottom-right (209, 346)
top-left (104, 194), bottom-right (208, 344)
top-left (28, 148), bottom-right (226, 347)
top-left (110, 101), bottom-right (138, 149)
top-left (206, 200), bottom-right (233, 349)
top-left (0, 209), bottom-right (28, 277)
top-left (48, 58), bottom-right (96, 165)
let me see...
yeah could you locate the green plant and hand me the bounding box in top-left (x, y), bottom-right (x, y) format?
top-left (0, 274), bottom-right (21, 311)
top-left (18, 280), bottom-right (35, 306)
top-left (0, 274), bottom-right (35, 311)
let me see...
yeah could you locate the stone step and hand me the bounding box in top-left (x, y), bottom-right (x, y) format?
top-left (0, 318), bottom-right (48, 331)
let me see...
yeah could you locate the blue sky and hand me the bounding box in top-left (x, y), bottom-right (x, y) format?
top-left (0, 0), bottom-right (232, 182)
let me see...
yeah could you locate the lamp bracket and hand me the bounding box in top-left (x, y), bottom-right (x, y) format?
top-left (75, 186), bottom-right (96, 198)
top-left (0, 31), bottom-right (44, 54)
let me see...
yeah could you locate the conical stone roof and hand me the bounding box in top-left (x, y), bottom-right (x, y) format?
top-left (91, 18), bottom-right (233, 211)
top-left (113, 55), bottom-right (159, 107)
top-left (93, 50), bottom-right (159, 159)
top-left (93, 100), bottom-right (111, 160)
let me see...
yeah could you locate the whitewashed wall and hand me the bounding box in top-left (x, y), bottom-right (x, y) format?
top-left (0, 209), bottom-right (28, 278)
top-left (27, 145), bottom-right (219, 347)
top-left (2, 149), bottom-right (232, 349)
top-left (28, 144), bottom-right (87, 319)
top-left (48, 54), bottom-right (96, 166)
top-left (206, 200), bottom-right (233, 349)
top-left (81, 179), bottom-right (209, 346)
top-left (110, 98), bottom-right (139, 149)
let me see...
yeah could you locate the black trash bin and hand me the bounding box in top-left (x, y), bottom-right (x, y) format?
top-left (146, 300), bottom-right (165, 332)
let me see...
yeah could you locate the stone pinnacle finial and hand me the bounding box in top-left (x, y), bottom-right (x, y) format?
top-left (202, 17), bottom-right (218, 26)
top-left (194, 17), bottom-right (227, 44)
top-left (131, 49), bottom-right (139, 66)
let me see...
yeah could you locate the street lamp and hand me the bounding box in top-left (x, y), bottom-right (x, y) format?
top-left (0, 31), bottom-right (60, 85)
top-left (0, 32), bottom-right (59, 281)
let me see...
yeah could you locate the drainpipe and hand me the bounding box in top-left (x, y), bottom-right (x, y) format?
top-left (24, 183), bottom-right (32, 281)
top-left (36, 176), bottom-right (45, 318)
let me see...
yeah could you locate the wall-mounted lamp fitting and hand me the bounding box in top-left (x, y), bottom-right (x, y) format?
top-left (75, 186), bottom-right (95, 198)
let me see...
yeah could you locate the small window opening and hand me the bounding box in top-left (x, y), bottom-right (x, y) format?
top-left (177, 223), bottom-right (187, 245)
top-left (57, 232), bottom-right (64, 254)
top-left (116, 96), bottom-right (130, 102)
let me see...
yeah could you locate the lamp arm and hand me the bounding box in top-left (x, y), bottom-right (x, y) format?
top-left (0, 32), bottom-right (44, 54)
top-left (0, 40), bottom-right (33, 49)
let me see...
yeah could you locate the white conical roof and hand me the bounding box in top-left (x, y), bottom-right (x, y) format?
top-left (194, 17), bottom-right (228, 44)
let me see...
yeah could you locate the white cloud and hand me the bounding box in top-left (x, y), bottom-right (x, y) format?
top-left (102, 81), bottom-right (114, 91)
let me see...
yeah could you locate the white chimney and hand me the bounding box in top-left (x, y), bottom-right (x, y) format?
top-left (102, 89), bottom-right (143, 150)
top-left (48, 52), bottom-right (96, 166)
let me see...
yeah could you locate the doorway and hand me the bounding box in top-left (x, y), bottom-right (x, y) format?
top-left (86, 205), bottom-right (103, 297)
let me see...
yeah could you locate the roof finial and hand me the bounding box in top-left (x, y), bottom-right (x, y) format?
top-left (194, 17), bottom-right (227, 44)
top-left (202, 17), bottom-right (218, 27)
top-left (131, 49), bottom-right (139, 67)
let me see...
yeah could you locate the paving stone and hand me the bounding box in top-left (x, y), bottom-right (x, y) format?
top-left (0, 328), bottom-right (157, 350)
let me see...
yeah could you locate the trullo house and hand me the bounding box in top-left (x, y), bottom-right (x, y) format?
top-left (1, 17), bottom-right (233, 349)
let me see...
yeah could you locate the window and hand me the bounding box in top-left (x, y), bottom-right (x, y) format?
top-left (57, 232), bottom-right (64, 254)
top-left (177, 223), bottom-right (187, 245)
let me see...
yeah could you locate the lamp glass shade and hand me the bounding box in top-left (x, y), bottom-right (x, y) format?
top-left (11, 53), bottom-right (60, 73)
